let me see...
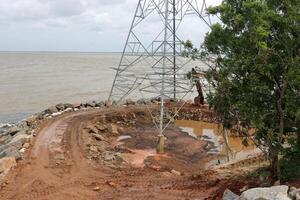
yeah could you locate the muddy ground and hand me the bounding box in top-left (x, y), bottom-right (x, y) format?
top-left (0, 105), bottom-right (262, 200)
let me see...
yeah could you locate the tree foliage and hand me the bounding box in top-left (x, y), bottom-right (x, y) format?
top-left (184, 0), bottom-right (300, 179)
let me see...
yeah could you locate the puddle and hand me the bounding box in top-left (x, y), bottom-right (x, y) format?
top-left (175, 120), bottom-right (261, 165)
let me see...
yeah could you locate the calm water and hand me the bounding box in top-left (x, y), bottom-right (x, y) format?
top-left (0, 52), bottom-right (204, 124)
top-left (0, 52), bottom-right (120, 123)
top-left (176, 120), bottom-right (260, 164)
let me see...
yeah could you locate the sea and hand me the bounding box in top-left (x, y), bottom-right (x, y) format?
top-left (0, 52), bottom-right (120, 124)
top-left (0, 51), bottom-right (204, 125)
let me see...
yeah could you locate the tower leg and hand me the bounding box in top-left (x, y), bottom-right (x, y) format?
top-left (157, 134), bottom-right (165, 154)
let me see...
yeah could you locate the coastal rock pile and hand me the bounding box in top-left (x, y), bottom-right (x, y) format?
top-left (0, 121), bottom-right (32, 160)
top-left (0, 121), bottom-right (33, 180)
top-left (223, 185), bottom-right (300, 200)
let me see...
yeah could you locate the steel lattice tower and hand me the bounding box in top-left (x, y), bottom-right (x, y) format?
top-left (109, 0), bottom-right (212, 153)
top-left (109, 0), bottom-right (211, 103)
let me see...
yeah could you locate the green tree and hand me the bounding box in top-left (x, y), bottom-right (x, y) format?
top-left (184, 0), bottom-right (300, 179)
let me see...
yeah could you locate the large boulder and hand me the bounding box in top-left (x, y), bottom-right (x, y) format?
top-left (72, 103), bottom-right (81, 109)
top-left (55, 103), bottom-right (66, 111)
top-left (8, 134), bottom-right (30, 148)
top-left (223, 189), bottom-right (239, 200)
top-left (25, 116), bottom-right (37, 127)
top-left (0, 133), bottom-right (31, 160)
top-left (86, 101), bottom-right (97, 108)
top-left (0, 133), bottom-right (12, 145)
top-left (17, 121), bottom-right (29, 130)
top-left (64, 103), bottom-right (74, 109)
top-left (45, 106), bottom-right (59, 114)
top-left (7, 126), bottom-right (21, 136)
top-left (239, 185), bottom-right (290, 200)
top-left (95, 101), bottom-right (105, 107)
top-left (2, 146), bottom-right (21, 160)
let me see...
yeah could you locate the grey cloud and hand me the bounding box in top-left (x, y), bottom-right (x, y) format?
top-left (0, 0), bottom-right (221, 30)
top-left (0, 0), bottom-right (222, 51)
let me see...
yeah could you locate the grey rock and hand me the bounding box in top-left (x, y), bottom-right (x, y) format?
top-left (64, 103), bottom-right (74, 109)
top-left (0, 143), bottom-right (8, 153)
top-left (17, 121), bottom-right (29, 130)
top-left (223, 189), bottom-right (239, 200)
top-left (80, 103), bottom-right (87, 108)
top-left (95, 101), bottom-right (105, 107)
top-left (86, 101), bottom-right (97, 107)
top-left (0, 134), bottom-right (29, 160)
top-left (105, 101), bottom-right (112, 107)
top-left (125, 99), bottom-right (135, 105)
top-left (2, 146), bottom-right (21, 160)
top-left (0, 151), bottom-right (6, 159)
top-left (7, 126), bottom-right (20, 136)
top-left (103, 151), bottom-right (120, 161)
top-left (137, 98), bottom-right (146, 105)
top-left (239, 185), bottom-right (289, 200)
top-left (87, 126), bottom-right (99, 134)
top-left (45, 106), bottom-right (58, 114)
top-left (93, 134), bottom-right (105, 141)
top-left (72, 103), bottom-right (81, 109)
top-left (0, 134), bottom-right (12, 145)
top-left (56, 103), bottom-right (66, 111)
top-left (35, 112), bottom-right (45, 120)
top-left (7, 134), bottom-right (29, 152)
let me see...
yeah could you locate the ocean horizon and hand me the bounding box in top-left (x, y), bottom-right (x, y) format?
top-left (0, 52), bottom-right (121, 123)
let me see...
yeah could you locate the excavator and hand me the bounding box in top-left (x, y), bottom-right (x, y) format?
top-left (191, 68), bottom-right (205, 106)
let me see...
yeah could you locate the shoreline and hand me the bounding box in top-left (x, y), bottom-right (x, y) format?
top-left (0, 98), bottom-right (220, 160)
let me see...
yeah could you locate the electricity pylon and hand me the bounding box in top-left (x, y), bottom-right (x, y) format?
top-left (109, 0), bottom-right (212, 153)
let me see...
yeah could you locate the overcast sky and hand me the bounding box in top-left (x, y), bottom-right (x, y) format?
top-left (0, 0), bottom-right (221, 52)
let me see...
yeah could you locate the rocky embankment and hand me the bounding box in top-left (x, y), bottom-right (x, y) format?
top-left (223, 185), bottom-right (300, 200)
top-left (0, 101), bottom-right (110, 180)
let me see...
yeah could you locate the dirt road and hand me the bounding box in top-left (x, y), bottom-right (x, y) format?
top-left (0, 107), bottom-right (229, 200)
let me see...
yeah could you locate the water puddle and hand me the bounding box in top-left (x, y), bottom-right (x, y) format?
top-left (175, 120), bottom-right (261, 165)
